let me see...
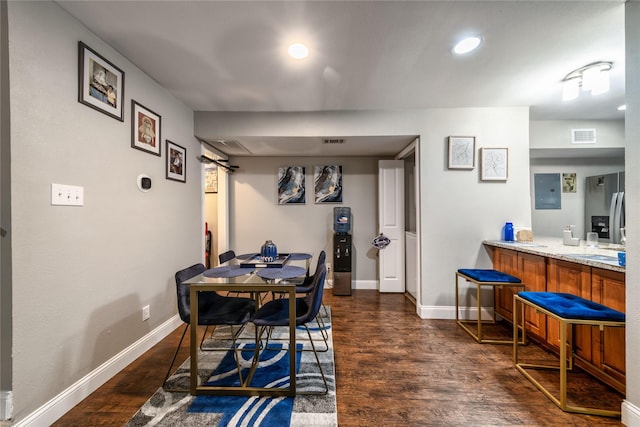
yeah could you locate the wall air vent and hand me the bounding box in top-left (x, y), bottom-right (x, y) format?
top-left (571, 129), bottom-right (596, 144)
top-left (323, 138), bottom-right (345, 144)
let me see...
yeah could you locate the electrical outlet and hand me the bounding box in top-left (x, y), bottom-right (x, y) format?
top-left (142, 305), bottom-right (150, 321)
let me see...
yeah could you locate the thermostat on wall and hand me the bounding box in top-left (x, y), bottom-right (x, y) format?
top-left (137, 174), bottom-right (152, 192)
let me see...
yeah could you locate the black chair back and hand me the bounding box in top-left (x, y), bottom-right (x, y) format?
top-left (175, 263), bottom-right (215, 323)
top-left (219, 250), bottom-right (236, 264)
top-left (300, 267), bottom-right (326, 325)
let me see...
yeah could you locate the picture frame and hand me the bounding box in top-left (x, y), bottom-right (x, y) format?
top-left (204, 163), bottom-right (218, 193)
top-left (562, 173), bottom-right (577, 193)
top-left (314, 165), bottom-right (343, 203)
top-left (131, 100), bottom-right (161, 156)
top-left (77, 41), bottom-right (125, 121)
top-left (448, 136), bottom-right (475, 169)
top-left (481, 147), bottom-right (509, 181)
top-left (278, 166), bottom-right (306, 204)
top-left (166, 140), bottom-right (186, 183)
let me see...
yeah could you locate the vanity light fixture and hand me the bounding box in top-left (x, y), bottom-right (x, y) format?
top-left (288, 43), bottom-right (309, 59)
top-left (452, 36), bottom-right (482, 55)
top-left (562, 61), bottom-right (612, 101)
top-left (618, 105), bottom-right (626, 111)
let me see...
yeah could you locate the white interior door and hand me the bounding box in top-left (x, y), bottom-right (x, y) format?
top-left (378, 160), bottom-right (405, 293)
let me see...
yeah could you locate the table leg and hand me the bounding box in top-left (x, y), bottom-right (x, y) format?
top-left (190, 288), bottom-right (199, 394)
top-left (289, 286), bottom-right (296, 396)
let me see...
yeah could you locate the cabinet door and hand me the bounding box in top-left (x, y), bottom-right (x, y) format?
top-left (492, 248), bottom-right (519, 320)
top-left (546, 259), bottom-right (592, 358)
top-left (591, 268), bottom-right (625, 385)
top-left (518, 253), bottom-right (546, 339)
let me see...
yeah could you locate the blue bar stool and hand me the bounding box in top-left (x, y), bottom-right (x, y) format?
top-left (455, 268), bottom-right (526, 344)
top-left (513, 292), bottom-right (625, 417)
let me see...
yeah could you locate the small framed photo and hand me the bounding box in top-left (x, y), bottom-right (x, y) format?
top-left (448, 136), bottom-right (475, 169)
top-left (204, 163), bottom-right (218, 193)
top-left (166, 140), bottom-right (186, 183)
top-left (77, 41), bottom-right (125, 121)
top-left (562, 173), bottom-right (577, 193)
top-left (314, 165), bottom-right (343, 203)
top-left (481, 147), bottom-right (508, 181)
top-left (131, 100), bottom-right (161, 156)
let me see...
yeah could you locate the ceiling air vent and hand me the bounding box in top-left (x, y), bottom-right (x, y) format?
top-left (323, 138), bottom-right (345, 144)
top-left (571, 129), bottom-right (596, 144)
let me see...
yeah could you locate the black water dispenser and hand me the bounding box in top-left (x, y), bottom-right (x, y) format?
top-left (333, 207), bottom-right (352, 296)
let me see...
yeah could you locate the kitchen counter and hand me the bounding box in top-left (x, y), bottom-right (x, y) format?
top-left (483, 237), bottom-right (625, 273)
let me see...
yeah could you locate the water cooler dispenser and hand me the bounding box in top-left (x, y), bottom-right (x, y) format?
top-left (333, 207), bottom-right (352, 296)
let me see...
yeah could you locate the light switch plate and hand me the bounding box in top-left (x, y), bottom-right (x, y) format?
top-left (51, 183), bottom-right (84, 206)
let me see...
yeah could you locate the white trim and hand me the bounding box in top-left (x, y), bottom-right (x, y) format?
top-left (0, 391), bottom-right (12, 421)
top-left (13, 315), bottom-right (182, 427)
top-left (353, 280), bottom-right (378, 290)
top-left (623, 400), bottom-right (640, 427)
top-left (416, 305), bottom-right (495, 321)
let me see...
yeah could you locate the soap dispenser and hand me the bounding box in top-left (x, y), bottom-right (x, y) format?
top-left (563, 225), bottom-right (580, 246)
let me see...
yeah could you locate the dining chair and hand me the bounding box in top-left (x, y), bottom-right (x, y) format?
top-left (252, 267), bottom-right (329, 395)
top-left (162, 263), bottom-right (256, 392)
top-left (289, 251), bottom-right (329, 351)
top-left (218, 250), bottom-right (236, 264)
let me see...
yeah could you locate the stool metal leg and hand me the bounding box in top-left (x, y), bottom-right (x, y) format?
top-left (513, 295), bottom-right (622, 418)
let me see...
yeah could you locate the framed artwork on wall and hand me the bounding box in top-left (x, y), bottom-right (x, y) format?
top-left (131, 100), bottom-right (161, 156)
top-left (205, 163), bottom-right (218, 193)
top-left (278, 166), bottom-right (305, 204)
top-left (563, 173), bottom-right (577, 193)
top-left (448, 136), bottom-right (475, 169)
top-left (481, 147), bottom-right (508, 181)
top-left (314, 165), bottom-right (343, 203)
top-left (166, 140), bottom-right (186, 182)
top-left (77, 41), bottom-right (125, 121)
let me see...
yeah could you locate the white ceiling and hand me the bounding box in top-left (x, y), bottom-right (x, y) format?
top-left (57, 0), bottom-right (626, 157)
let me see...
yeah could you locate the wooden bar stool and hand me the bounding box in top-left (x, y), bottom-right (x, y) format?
top-left (513, 292), bottom-right (625, 417)
top-left (455, 269), bottom-right (526, 344)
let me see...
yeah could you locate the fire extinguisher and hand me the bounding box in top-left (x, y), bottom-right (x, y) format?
top-left (205, 222), bottom-right (212, 268)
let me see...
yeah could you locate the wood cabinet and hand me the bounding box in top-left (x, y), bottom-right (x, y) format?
top-left (591, 268), bottom-right (626, 386)
top-left (488, 244), bottom-right (626, 393)
top-left (492, 248), bottom-right (519, 321)
top-left (518, 253), bottom-right (547, 338)
top-left (546, 259), bottom-right (592, 360)
top-left (492, 248), bottom-right (546, 338)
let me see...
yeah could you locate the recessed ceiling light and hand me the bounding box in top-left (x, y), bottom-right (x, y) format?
top-left (453, 36), bottom-right (482, 55)
top-left (617, 105), bottom-right (626, 111)
top-left (288, 43), bottom-right (309, 60)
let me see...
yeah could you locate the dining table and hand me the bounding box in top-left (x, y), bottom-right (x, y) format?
top-left (183, 254), bottom-right (310, 397)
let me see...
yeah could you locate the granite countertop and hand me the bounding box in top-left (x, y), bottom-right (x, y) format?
top-left (483, 236), bottom-right (626, 273)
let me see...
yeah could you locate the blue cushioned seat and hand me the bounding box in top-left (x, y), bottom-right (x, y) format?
top-left (458, 268), bottom-right (521, 283)
top-left (518, 292), bottom-right (625, 322)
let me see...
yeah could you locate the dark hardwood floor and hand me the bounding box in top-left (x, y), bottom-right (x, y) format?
top-left (54, 290), bottom-right (623, 426)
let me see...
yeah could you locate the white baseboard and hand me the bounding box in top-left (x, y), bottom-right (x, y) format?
top-left (0, 391), bottom-right (12, 421)
top-left (353, 280), bottom-right (377, 290)
top-left (417, 305), bottom-right (494, 321)
top-left (13, 315), bottom-right (182, 427)
top-left (623, 399), bottom-right (640, 426)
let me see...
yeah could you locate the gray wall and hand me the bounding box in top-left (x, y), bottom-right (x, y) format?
top-left (624, 1), bottom-right (640, 423)
top-left (228, 156), bottom-right (382, 285)
top-left (6, 2), bottom-right (202, 421)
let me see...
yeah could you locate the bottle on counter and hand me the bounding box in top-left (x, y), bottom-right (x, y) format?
top-left (504, 222), bottom-right (515, 241)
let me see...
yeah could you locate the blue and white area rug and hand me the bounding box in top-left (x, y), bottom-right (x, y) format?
top-left (126, 308), bottom-right (336, 426)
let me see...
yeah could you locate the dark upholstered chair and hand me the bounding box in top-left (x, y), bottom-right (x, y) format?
top-left (163, 263), bottom-right (255, 391)
top-left (252, 267), bottom-right (328, 395)
top-left (218, 250), bottom-right (236, 264)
